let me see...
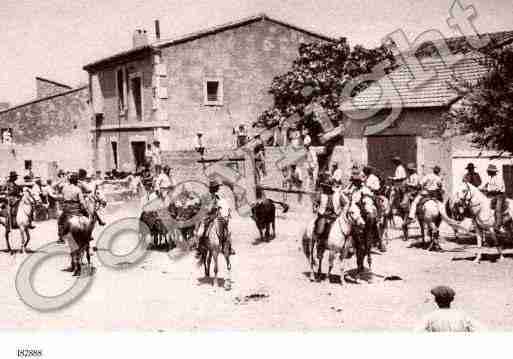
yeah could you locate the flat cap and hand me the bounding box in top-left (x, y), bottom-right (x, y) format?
top-left (430, 285), bottom-right (455, 302)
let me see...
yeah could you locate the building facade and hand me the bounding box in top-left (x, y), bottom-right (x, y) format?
top-left (0, 78), bottom-right (92, 179)
top-left (84, 14), bottom-right (333, 173)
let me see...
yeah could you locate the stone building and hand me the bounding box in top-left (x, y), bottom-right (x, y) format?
top-left (83, 14), bottom-right (334, 174)
top-left (339, 30), bottom-right (513, 194)
top-left (0, 77), bottom-right (91, 179)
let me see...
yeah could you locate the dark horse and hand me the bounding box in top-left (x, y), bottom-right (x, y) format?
top-left (251, 198), bottom-right (289, 241)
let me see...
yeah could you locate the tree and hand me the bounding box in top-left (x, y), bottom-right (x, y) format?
top-left (253, 38), bottom-right (397, 146)
top-left (445, 47), bottom-right (513, 154)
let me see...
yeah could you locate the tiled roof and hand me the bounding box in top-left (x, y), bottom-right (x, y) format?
top-left (413, 30), bottom-right (513, 58)
top-left (340, 51), bottom-right (489, 112)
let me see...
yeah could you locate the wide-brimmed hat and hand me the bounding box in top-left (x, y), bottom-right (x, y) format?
top-left (407, 162), bottom-right (416, 171)
top-left (487, 164), bottom-right (498, 172)
top-left (392, 156), bottom-right (401, 162)
top-left (433, 165), bottom-right (441, 172)
top-left (208, 179), bottom-right (221, 189)
top-left (465, 163), bottom-right (475, 170)
top-left (8, 171), bottom-right (18, 179)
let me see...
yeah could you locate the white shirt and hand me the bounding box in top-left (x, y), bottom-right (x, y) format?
top-left (422, 173), bottom-right (442, 191)
top-left (152, 148), bottom-right (162, 166)
top-left (480, 174), bottom-right (505, 193)
top-left (194, 137), bottom-right (204, 149)
top-left (406, 173), bottom-right (420, 187)
top-left (155, 173), bottom-right (173, 190)
top-left (365, 173), bottom-right (380, 192)
top-left (333, 168), bottom-right (343, 182)
top-left (307, 147), bottom-right (318, 168)
top-left (393, 165), bottom-right (407, 181)
top-left (303, 134), bottom-right (311, 146)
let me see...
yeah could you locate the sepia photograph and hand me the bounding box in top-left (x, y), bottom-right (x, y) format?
top-left (1, 0), bottom-right (513, 357)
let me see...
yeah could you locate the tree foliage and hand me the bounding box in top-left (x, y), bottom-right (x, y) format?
top-left (445, 47), bottom-right (513, 153)
top-left (253, 37), bottom-right (397, 144)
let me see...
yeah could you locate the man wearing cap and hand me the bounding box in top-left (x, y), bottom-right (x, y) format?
top-left (416, 285), bottom-right (483, 332)
top-left (196, 179), bottom-right (235, 257)
top-left (480, 163), bottom-right (506, 233)
top-left (407, 165), bottom-right (443, 224)
top-left (463, 163), bottom-right (481, 187)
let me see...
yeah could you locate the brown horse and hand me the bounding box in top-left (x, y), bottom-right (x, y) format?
top-left (197, 210), bottom-right (232, 289)
top-left (66, 193), bottom-right (105, 276)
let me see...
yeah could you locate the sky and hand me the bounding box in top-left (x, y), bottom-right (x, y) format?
top-left (0, 0), bottom-right (512, 106)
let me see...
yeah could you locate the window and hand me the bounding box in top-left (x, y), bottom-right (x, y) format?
top-left (130, 73), bottom-right (143, 121)
top-left (24, 160), bottom-right (32, 170)
top-left (1, 128), bottom-right (13, 145)
top-left (203, 77), bottom-right (223, 106)
top-left (111, 141), bottom-right (118, 169)
top-left (116, 68), bottom-right (127, 114)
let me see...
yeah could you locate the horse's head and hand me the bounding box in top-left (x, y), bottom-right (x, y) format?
top-left (454, 182), bottom-right (474, 213)
top-left (346, 201), bottom-right (366, 228)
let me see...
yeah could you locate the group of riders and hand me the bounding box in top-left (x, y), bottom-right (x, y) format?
top-left (310, 155), bottom-right (508, 251)
top-left (0, 168), bottom-right (106, 275)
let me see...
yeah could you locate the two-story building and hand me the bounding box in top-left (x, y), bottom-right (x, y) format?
top-left (84, 14), bottom-right (334, 174)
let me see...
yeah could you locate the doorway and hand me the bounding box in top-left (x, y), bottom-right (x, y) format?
top-left (131, 141), bottom-right (146, 171)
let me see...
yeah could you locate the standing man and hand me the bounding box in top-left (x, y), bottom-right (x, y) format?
top-left (194, 132), bottom-right (205, 156)
top-left (234, 124), bottom-right (248, 147)
top-left (305, 142), bottom-right (319, 190)
top-left (480, 164), bottom-right (506, 234)
top-left (389, 156), bottom-right (407, 184)
top-left (152, 141), bottom-right (162, 168)
top-left (254, 134), bottom-right (266, 179)
top-left (145, 143), bottom-right (153, 168)
top-left (416, 286), bottom-right (483, 332)
top-left (154, 164), bottom-right (174, 199)
top-left (463, 163), bottom-right (482, 187)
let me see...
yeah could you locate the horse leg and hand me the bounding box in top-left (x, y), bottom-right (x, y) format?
top-left (5, 229), bottom-right (12, 255)
top-left (402, 215), bottom-right (409, 241)
top-left (224, 254), bottom-right (232, 290)
top-left (72, 253), bottom-right (81, 277)
top-left (316, 241), bottom-right (324, 282)
top-left (473, 223), bottom-right (483, 263)
top-left (18, 228), bottom-right (26, 254)
top-left (213, 251), bottom-right (219, 287)
top-left (23, 227), bottom-right (31, 252)
top-left (271, 218), bottom-right (276, 239)
top-left (490, 230), bottom-right (503, 262)
top-left (309, 239), bottom-right (316, 282)
top-left (327, 247), bottom-right (334, 283)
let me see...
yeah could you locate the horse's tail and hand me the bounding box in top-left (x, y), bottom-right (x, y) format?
top-left (302, 230), bottom-right (311, 260)
top-left (270, 200), bottom-right (289, 213)
top-left (439, 200), bottom-right (469, 232)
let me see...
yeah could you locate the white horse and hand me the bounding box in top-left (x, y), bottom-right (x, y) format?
top-left (452, 182), bottom-right (513, 262)
top-left (302, 193), bottom-right (365, 283)
top-left (0, 188), bottom-right (41, 254)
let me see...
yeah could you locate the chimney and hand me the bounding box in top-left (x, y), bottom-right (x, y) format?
top-left (0, 102), bottom-right (10, 111)
top-left (155, 20), bottom-right (160, 41)
top-left (133, 29), bottom-right (148, 48)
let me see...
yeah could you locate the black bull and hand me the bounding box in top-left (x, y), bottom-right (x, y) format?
top-left (250, 199), bottom-right (289, 241)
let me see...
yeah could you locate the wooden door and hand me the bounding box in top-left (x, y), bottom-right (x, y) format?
top-left (367, 135), bottom-right (417, 179)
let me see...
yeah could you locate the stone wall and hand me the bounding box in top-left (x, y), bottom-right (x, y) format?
top-left (0, 87), bottom-right (92, 177)
top-left (160, 18), bottom-right (329, 151)
top-left (36, 77), bottom-right (72, 99)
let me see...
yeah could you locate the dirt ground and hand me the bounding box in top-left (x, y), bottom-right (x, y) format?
top-left (1, 198), bottom-right (513, 332)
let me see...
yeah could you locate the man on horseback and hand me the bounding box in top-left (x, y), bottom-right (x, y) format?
top-left (389, 156), bottom-right (407, 184)
top-left (314, 179), bottom-right (340, 241)
top-left (78, 168), bottom-right (106, 226)
top-left (363, 166), bottom-right (381, 194)
top-left (154, 164), bottom-right (174, 199)
top-left (463, 163), bottom-right (481, 187)
top-left (480, 164), bottom-right (506, 234)
top-left (3, 171), bottom-right (36, 231)
top-left (59, 172), bottom-right (90, 273)
top-left (407, 165), bottom-right (443, 224)
top-left (196, 179), bottom-right (235, 257)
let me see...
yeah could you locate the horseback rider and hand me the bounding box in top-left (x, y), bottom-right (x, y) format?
top-left (363, 166), bottom-right (381, 194)
top-left (480, 164), bottom-right (506, 234)
top-left (58, 172), bottom-right (90, 264)
top-left (78, 168), bottom-right (106, 226)
top-left (406, 165), bottom-right (443, 224)
top-left (154, 164), bottom-right (174, 199)
top-left (463, 163), bottom-right (481, 187)
top-left (3, 171), bottom-right (36, 230)
top-left (314, 179), bottom-right (340, 240)
top-left (196, 179), bottom-right (235, 257)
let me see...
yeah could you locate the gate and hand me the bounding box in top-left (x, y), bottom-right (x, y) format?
top-left (367, 135), bottom-right (417, 179)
